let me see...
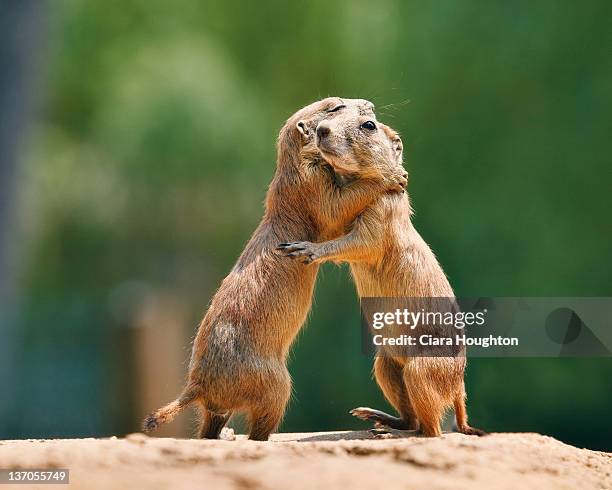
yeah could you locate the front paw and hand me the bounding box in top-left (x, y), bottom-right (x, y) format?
top-left (275, 241), bottom-right (319, 264)
top-left (387, 170), bottom-right (408, 194)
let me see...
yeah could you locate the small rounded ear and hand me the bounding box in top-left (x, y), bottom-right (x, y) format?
top-left (382, 124), bottom-right (403, 160)
top-left (392, 136), bottom-right (403, 159)
top-left (296, 120), bottom-right (310, 139)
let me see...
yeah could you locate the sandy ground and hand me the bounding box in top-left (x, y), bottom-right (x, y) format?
top-left (1, 431), bottom-right (610, 490)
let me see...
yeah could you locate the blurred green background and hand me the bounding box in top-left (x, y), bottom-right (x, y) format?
top-left (1, 1), bottom-right (611, 450)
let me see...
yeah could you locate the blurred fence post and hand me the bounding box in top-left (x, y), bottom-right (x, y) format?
top-left (133, 292), bottom-right (191, 438)
top-left (0, 0), bottom-right (45, 436)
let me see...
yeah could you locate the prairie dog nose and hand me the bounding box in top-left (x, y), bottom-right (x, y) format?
top-left (316, 123), bottom-right (331, 139)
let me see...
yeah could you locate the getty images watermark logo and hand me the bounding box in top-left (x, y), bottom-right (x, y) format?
top-left (361, 298), bottom-right (612, 358)
top-left (371, 308), bottom-right (487, 329)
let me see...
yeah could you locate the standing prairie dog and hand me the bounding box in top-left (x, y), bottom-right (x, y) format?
top-left (278, 112), bottom-right (484, 437)
top-left (142, 98), bottom-right (407, 440)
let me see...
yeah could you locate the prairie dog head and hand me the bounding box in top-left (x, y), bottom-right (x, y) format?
top-left (277, 97), bottom-right (390, 175)
top-left (314, 102), bottom-right (404, 180)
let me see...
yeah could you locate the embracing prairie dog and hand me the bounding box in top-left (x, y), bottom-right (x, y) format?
top-left (142, 98), bottom-right (407, 440)
top-left (278, 111), bottom-right (484, 437)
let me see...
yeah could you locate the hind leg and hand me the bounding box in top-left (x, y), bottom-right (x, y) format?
top-left (370, 356), bottom-right (419, 430)
top-left (454, 382), bottom-right (486, 436)
top-left (404, 359), bottom-right (446, 437)
top-left (197, 407), bottom-right (232, 439)
top-left (247, 371), bottom-right (291, 441)
top-left (248, 404), bottom-right (286, 441)
top-left (408, 397), bottom-right (443, 437)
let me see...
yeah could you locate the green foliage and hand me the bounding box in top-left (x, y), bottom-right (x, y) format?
top-left (13, 0), bottom-right (612, 449)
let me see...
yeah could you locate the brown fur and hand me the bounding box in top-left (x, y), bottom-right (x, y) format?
top-left (278, 113), bottom-right (484, 437)
top-left (142, 97), bottom-right (407, 440)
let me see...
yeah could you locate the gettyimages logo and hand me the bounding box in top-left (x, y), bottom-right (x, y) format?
top-left (361, 298), bottom-right (612, 358)
top-left (371, 308), bottom-right (487, 330)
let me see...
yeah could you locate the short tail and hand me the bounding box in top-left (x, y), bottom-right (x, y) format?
top-left (142, 387), bottom-right (199, 432)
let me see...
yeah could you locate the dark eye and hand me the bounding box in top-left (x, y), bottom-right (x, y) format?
top-left (361, 120), bottom-right (377, 131)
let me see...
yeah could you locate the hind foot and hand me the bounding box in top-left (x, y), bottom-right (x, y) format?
top-left (458, 425), bottom-right (487, 436)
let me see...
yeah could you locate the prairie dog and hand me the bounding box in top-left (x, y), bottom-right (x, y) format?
top-left (142, 98), bottom-right (407, 440)
top-left (278, 111), bottom-right (484, 437)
